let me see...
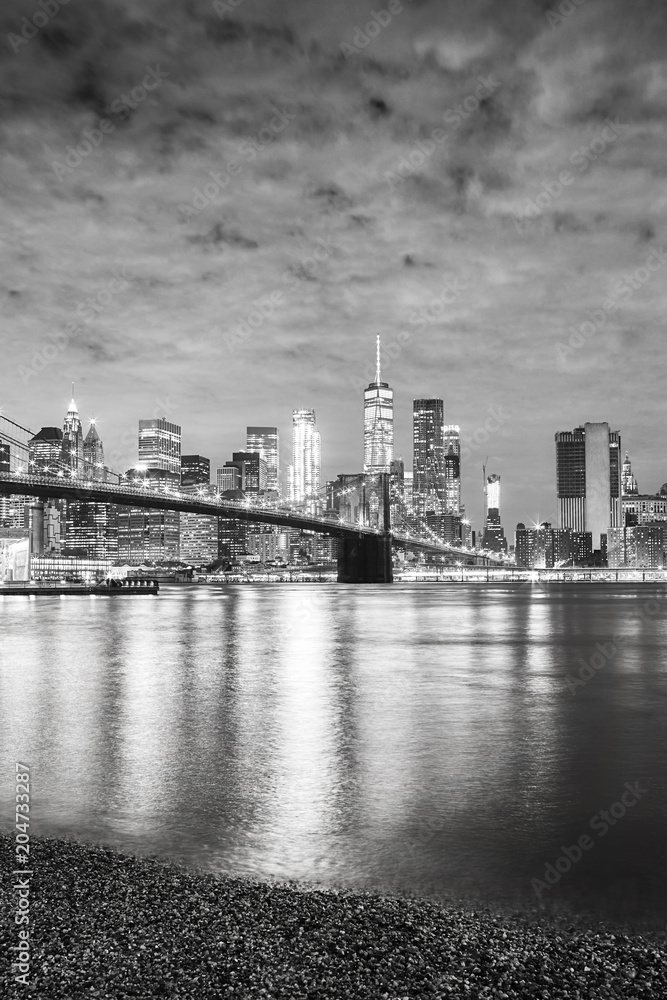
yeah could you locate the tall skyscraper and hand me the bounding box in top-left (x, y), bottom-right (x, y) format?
top-left (555, 422), bottom-right (621, 553)
top-left (482, 473), bottom-right (507, 553)
top-left (61, 391), bottom-right (84, 473)
top-left (413, 399), bottom-right (445, 516)
top-left (443, 425), bottom-right (461, 513)
top-left (83, 421), bottom-right (105, 481)
top-left (138, 417), bottom-right (181, 477)
top-left (289, 409), bottom-right (321, 508)
top-left (247, 427), bottom-right (279, 494)
top-left (363, 334), bottom-right (393, 474)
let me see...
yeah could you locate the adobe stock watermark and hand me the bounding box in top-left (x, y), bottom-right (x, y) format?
top-left (460, 403), bottom-right (513, 463)
top-left (555, 245), bottom-right (667, 367)
top-left (179, 105), bottom-right (298, 219)
top-left (340, 0), bottom-right (411, 60)
top-left (224, 235), bottom-right (340, 353)
top-left (18, 267), bottom-right (131, 384)
top-left (546, 0), bottom-right (588, 29)
top-left (511, 117), bottom-right (628, 234)
top-left (7, 0), bottom-right (70, 55)
top-left (565, 588), bottom-right (667, 694)
top-left (385, 76), bottom-right (500, 189)
top-left (51, 67), bottom-right (169, 181)
top-left (531, 781), bottom-right (648, 899)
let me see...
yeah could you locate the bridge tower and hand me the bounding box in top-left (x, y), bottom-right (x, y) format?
top-left (337, 472), bottom-right (393, 583)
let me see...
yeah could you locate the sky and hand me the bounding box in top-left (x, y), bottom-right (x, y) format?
top-left (1, 0), bottom-right (667, 531)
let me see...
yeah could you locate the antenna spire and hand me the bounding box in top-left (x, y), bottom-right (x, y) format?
top-left (375, 333), bottom-right (381, 384)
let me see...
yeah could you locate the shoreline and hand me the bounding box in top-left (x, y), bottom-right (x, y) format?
top-left (2, 834), bottom-right (665, 998)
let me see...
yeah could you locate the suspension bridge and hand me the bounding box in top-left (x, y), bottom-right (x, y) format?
top-left (0, 414), bottom-right (510, 583)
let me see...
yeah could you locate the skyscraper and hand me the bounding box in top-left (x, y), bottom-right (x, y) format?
top-left (138, 417), bottom-right (181, 477)
top-left (247, 427), bottom-right (279, 494)
top-left (83, 421), bottom-right (105, 481)
top-left (555, 422), bottom-right (621, 554)
top-left (364, 334), bottom-right (393, 474)
top-left (482, 473), bottom-right (507, 553)
top-left (289, 409), bottom-right (321, 508)
top-left (413, 399), bottom-right (445, 516)
top-left (443, 424), bottom-right (461, 513)
top-left (61, 392), bottom-right (84, 473)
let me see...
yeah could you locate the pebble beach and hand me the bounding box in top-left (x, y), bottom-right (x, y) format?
top-left (2, 834), bottom-right (666, 998)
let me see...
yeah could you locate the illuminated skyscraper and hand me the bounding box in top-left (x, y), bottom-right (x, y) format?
top-left (555, 422), bottom-right (621, 554)
top-left (29, 427), bottom-right (63, 471)
top-left (83, 421), bottom-right (105, 481)
top-left (247, 427), bottom-right (279, 493)
top-left (413, 399), bottom-right (445, 516)
top-left (482, 473), bottom-right (507, 553)
top-left (138, 417), bottom-right (181, 477)
top-left (289, 409), bottom-right (321, 509)
top-left (62, 391), bottom-right (84, 473)
top-left (443, 425), bottom-right (461, 513)
top-left (364, 334), bottom-right (393, 474)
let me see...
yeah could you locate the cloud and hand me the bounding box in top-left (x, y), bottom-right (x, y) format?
top-left (0, 0), bottom-right (666, 530)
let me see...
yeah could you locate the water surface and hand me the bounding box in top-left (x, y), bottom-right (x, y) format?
top-left (1, 583), bottom-right (666, 928)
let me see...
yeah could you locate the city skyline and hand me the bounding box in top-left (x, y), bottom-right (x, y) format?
top-left (7, 381), bottom-right (667, 537)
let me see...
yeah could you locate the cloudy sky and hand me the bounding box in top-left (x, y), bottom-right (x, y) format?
top-left (1, 0), bottom-right (666, 530)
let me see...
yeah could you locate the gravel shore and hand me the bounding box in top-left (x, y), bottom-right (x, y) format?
top-left (2, 834), bottom-right (665, 999)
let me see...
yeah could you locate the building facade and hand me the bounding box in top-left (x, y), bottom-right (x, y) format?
top-left (413, 398), bottom-right (445, 517)
top-left (246, 427), bottom-right (279, 494)
top-left (556, 422), bottom-right (621, 555)
top-left (181, 454), bottom-right (210, 487)
top-left (138, 417), bottom-right (181, 476)
top-left (363, 334), bottom-right (393, 474)
top-left (288, 409), bottom-right (321, 510)
top-left (443, 425), bottom-right (461, 514)
top-left (61, 395), bottom-right (84, 473)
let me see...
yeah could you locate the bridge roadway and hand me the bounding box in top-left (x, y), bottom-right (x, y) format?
top-left (0, 472), bottom-right (505, 580)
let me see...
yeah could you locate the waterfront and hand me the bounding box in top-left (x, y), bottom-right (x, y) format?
top-left (1, 584), bottom-right (666, 929)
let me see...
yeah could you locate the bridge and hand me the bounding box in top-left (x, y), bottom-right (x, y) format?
top-left (0, 415), bottom-right (511, 583)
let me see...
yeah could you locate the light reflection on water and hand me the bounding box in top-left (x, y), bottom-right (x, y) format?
top-left (1, 583), bottom-right (666, 927)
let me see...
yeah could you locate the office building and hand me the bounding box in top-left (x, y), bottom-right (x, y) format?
top-left (29, 427), bottom-right (63, 471)
top-left (217, 466), bottom-right (241, 493)
top-left (443, 425), bottom-right (461, 513)
top-left (138, 417), bottom-right (181, 476)
top-left (230, 452), bottom-right (267, 493)
top-left (413, 399), bottom-right (445, 517)
top-left (288, 409), bottom-right (321, 509)
top-left (65, 500), bottom-right (118, 559)
top-left (247, 427), bottom-right (279, 493)
top-left (116, 507), bottom-right (180, 563)
top-left (181, 455), bottom-right (210, 487)
top-left (364, 334), bottom-right (393, 474)
top-left (555, 422), bottom-right (621, 556)
top-left (61, 393), bottom-right (84, 473)
top-left (180, 483), bottom-right (219, 567)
